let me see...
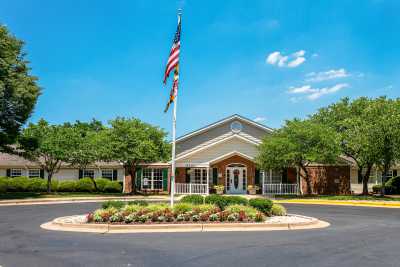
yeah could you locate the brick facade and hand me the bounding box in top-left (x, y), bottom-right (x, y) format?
top-left (210, 155), bottom-right (256, 187)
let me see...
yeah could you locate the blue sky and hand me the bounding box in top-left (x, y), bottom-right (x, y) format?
top-left (1, 0), bottom-right (399, 137)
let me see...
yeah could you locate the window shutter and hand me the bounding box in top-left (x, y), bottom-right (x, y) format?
top-left (113, 169), bottom-right (118, 181)
top-left (135, 168), bottom-right (142, 190)
top-left (255, 169), bottom-right (260, 186)
top-left (6, 169), bottom-right (11, 177)
top-left (212, 168), bottom-right (218, 185)
top-left (393, 170), bottom-right (398, 177)
top-left (185, 168), bottom-right (190, 183)
top-left (282, 168), bottom-right (288, 183)
top-left (162, 168), bottom-right (168, 191)
top-left (40, 169), bottom-right (44, 179)
top-left (79, 169), bottom-right (83, 179)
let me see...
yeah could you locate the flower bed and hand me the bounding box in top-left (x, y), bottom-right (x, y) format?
top-left (87, 196), bottom-right (287, 225)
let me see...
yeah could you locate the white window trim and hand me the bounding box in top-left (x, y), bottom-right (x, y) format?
top-left (190, 168), bottom-right (208, 184)
top-left (83, 169), bottom-right (95, 179)
top-left (28, 169), bottom-right (41, 178)
top-left (141, 168), bottom-right (163, 190)
top-left (101, 169), bottom-right (114, 180)
top-left (11, 169), bottom-right (23, 178)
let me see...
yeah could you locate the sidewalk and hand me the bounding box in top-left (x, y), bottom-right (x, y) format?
top-left (275, 199), bottom-right (400, 208)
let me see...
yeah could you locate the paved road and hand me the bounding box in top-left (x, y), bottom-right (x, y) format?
top-left (0, 203), bottom-right (399, 267)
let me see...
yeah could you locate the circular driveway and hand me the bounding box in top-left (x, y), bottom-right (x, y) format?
top-left (0, 203), bottom-right (399, 267)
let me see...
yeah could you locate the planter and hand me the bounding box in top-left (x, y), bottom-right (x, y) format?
top-left (248, 189), bottom-right (257, 195)
top-left (216, 189), bottom-right (224, 195)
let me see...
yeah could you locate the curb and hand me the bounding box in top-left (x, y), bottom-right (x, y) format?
top-left (275, 200), bottom-right (400, 208)
top-left (40, 214), bottom-right (330, 233)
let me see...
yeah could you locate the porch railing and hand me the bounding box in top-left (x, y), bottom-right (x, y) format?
top-left (175, 183), bottom-right (209, 195)
top-left (262, 183), bottom-right (298, 195)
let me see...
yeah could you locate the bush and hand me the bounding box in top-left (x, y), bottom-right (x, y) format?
top-left (57, 180), bottom-right (77, 192)
top-left (271, 204), bottom-right (287, 216)
top-left (27, 178), bottom-right (47, 192)
top-left (76, 178), bottom-right (96, 192)
top-left (173, 203), bottom-right (194, 214)
top-left (249, 198), bottom-right (273, 214)
top-left (0, 177), bottom-right (8, 193)
top-left (225, 204), bottom-right (258, 219)
top-left (103, 181), bottom-right (122, 193)
top-left (102, 200), bottom-right (125, 210)
top-left (385, 176), bottom-right (400, 194)
top-left (127, 200), bottom-right (148, 206)
top-left (7, 177), bottom-right (30, 192)
top-left (94, 178), bottom-right (110, 192)
top-left (372, 184), bottom-right (382, 194)
top-left (204, 195), bottom-right (248, 210)
top-left (180, 195), bottom-right (204, 204)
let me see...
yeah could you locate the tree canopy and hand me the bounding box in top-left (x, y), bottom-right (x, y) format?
top-left (257, 119), bottom-right (340, 194)
top-left (0, 25), bottom-right (40, 152)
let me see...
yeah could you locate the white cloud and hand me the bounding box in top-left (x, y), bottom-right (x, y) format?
top-left (288, 83), bottom-right (349, 101)
top-left (254, 117), bottom-right (266, 123)
top-left (305, 68), bottom-right (349, 82)
top-left (266, 50), bottom-right (306, 68)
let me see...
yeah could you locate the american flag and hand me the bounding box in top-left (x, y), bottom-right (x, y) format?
top-left (164, 14), bottom-right (181, 112)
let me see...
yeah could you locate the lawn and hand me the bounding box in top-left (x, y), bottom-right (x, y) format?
top-left (0, 192), bottom-right (127, 200)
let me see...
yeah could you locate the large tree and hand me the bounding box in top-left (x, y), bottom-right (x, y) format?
top-left (257, 119), bottom-right (340, 195)
top-left (19, 119), bottom-right (74, 192)
top-left (0, 25), bottom-right (40, 152)
top-left (312, 97), bottom-right (400, 195)
top-left (66, 120), bottom-right (105, 191)
top-left (101, 117), bottom-right (170, 193)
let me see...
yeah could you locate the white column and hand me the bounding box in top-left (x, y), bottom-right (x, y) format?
top-left (206, 167), bottom-right (210, 195)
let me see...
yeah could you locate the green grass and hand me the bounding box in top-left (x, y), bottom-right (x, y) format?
top-left (0, 192), bottom-right (127, 200)
top-left (276, 195), bottom-right (400, 201)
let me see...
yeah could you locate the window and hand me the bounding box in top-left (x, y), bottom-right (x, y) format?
top-left (242, 169), bottom-right (246, 188)
top-left (28, 169), bottom-right (41, 178)
top-left (83, 169), bottom-right (95, 179)
top-left (264, 169), bottom-right (282, 184)
top-left (101, 169), bottom-right (114, 180)
top-left (11, 169), bottom-right (22, 178)
top-left (142, 168), bottom-right (163, 190)
top-left (191, 168), bottom-right (207, 184)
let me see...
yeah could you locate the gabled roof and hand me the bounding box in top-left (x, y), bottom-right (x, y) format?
top-left (176, 114), bottom-right (274, 143)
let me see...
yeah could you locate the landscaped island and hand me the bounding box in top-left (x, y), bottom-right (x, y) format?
top-left (87, 195), bottom-right (287, 224)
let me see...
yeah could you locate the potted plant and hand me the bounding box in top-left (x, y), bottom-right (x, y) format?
top-left (213, 184), bottom-right (225, 195)
top-left (247, 185), bottom-right (259, 195)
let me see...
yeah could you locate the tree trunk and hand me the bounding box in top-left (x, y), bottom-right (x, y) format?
top-left (47, 172), bottom-right (53, 193)
top-left (130, 165), bottom-right (136, 194)
top-left (381, 163), bottom-right (390, 196)
top-left (361, 165), bottom-right (372, 195)
top-left (90, 177), bottom-right (98, 192)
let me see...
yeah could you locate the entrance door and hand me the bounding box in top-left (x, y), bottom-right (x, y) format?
top-left (226, 166), bottom-right (246, 194)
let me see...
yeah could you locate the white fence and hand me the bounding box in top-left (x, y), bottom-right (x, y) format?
top-left (262, 183), bottom-right (298, 195)
top-left (175, 183), bottom-right (209, 195)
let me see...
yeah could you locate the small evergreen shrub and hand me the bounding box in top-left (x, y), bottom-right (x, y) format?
top-left (180, 195), bottom-right (204, 204)
top-left (102, 200), bottom-right (125, 210)
top-left (103, 181), bottom-right (122, 193)
top-left (27, 178), bottom-right (47, 192)
top-left (0, 177), bottom-right (7, 193)
top-left (173, 203), bottom-right (194, 214)
top-left (271, 204), bottom-right (287, 216)
top-left (249, 198), bottom-right (273, 214)
top-left (204, 195), bottom-right (248, 210)
top-left (76, 178), bottom-right (95, 192)
top-left (127, 200), bottom-right (149, 206)
top-left (94, 178), bottom-right (110, 192)
top-left (385, 176), bottom-right (400, 194)
top-left (57, 180), bottom-right (77, 192)
top-left (7, 177), bottom-right (30, 192)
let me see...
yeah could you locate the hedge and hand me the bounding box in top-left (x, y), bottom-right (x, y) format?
top-left (0, 177), bottom-right (122, 193)
top-left (204, 195), bottom-right (248, 210)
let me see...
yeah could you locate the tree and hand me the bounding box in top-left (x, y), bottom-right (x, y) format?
top-left (19, 119), bottom-right (74, 192)
top-left (67, 120), bottom-right (105, 191)
top-left (101, 117), bottom-right (170, 193)
top-left (256, 119), bottom-right (340, 194)
top-left (312, 97), bottom-right (400, 195)
top-left (0, 25), bottom-right (40, 152)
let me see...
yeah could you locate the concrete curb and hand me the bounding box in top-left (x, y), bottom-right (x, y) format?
top-left (275, 199), bottom-right (400, 208)
top-left (40, 214), bottom-right (330, 233)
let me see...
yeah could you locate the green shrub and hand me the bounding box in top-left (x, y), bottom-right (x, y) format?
top-left (122, 204), bottom-right (142, 214)
top-left (204, 195), bottom-right (248, 210)
top-left (385, 176), bottom-right (400, 194)
top-left (249, 198), bottom-right (273, 214)
top-left (27, 178), bottom-right (47, 192)
top-left (372, 184), bottom-right (382, 193)
top-left (94, 178), bottom-right (110, 192)
top-left (225, 204), bottom-right (258, 219)
top-left (271, 204), bottom-right (287, 216)
top-left (103, 181), bottom-right (122, 193)
top-left (127, 200), bottom-right (148, 206)
top-left (173, 203), bottom-right (194, 214)
top-left (102, 200), bottom-right (125, 210)
top-left (147, 203), bottom-right (169, 212)
top-left (0, 177), bottom-right (8, 193)
top-left (7, 177), bottom-right (30, 192)
top-left (76, 178), bottom-right (96, 192)
top-left (180, 195), bottom-right (204, 204)
top-left (50, 180), bottom-right (59, 192)
top-left (57, 180), bottom-right (77, 192)
top-left (196, 204), bottom-right (218, 213)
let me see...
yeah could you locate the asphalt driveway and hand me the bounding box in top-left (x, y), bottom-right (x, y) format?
top-left (0, 203), bottom-right (399, 267)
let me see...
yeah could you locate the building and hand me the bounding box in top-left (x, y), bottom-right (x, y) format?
top-left (2, 114), bottom-right (397, 195)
